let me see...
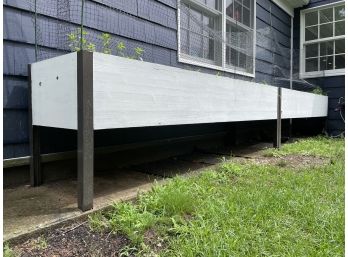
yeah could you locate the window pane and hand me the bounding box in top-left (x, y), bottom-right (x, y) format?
top-left (190, 33), bottom-right (203, 58)
top-left (305, 11), bottom-right (318, 26)
top-left (239, 53), bottom-right (246, 69)
top-left (180, 4), bottom-right (189, 29)
top-left (319, 23), bottom-right (333, 38)
top-left (226, 47), bottom-right (238, 67)
top-left (335, 21), bottom-right (345, 36)
top-left (180, 29), bottom-right (189, 54)
top-left (335, 54), bottom-right (345, 69)
top-left (203, 15), bottom-right (215, 37)
top-left (335, 39), bottom-right (345, 54)
top-left (235, 2), bottom-right (242, 22)
top-left (243, 7), bottom-right (250, 26)
top-left (243, 0), bottom-right (250, 8)
top-left (335, 5), bottom-right (345, 20)
top-left (320, 41), bottom-right (333, 56)
top-left (320, 56), bottom-right (333, 70)
top-left (320, 8), bottom-right (333, 23)
top-left (226, 0), bottom-right (233, 18)
top-left (190, 8), bottom-right (202, 33)
top-left (306, 43), bottom-right (318, 57)
top-left (306, 58), bottom-right (318, 72)
top-left (203, 37), bottom-right (215, 61)
top-left (206, 0), bottom-right (221, 11)
top-left (305, 26), bottom-right (318, 41)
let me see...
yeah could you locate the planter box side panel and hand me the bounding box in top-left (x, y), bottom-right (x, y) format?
top-left (92, 53), bottom-right (279, 130)
top-left (282, 88), bottom-right (328, 119)
top-left (31, 52), bottom-right (78, 130)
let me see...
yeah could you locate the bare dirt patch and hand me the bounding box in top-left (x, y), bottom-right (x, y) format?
top-left (12, 222), bottom-right (133, 257)
top-left (233, 155), bottom-right (330, 169)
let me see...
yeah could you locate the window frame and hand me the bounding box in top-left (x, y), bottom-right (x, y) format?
top-left (300, 1), bottom-right (345, 78)
top-left (177, 0), bottom-right (256, 78)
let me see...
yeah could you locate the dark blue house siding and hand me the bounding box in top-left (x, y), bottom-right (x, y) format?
top-left (293, 0), bottom-right (345, 136)
top-left (3, 0), bottom-right (292, 159)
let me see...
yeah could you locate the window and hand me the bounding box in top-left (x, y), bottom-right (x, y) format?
top-left (301, 2), bottom-right (345, 78)
top-left (178, 0), bottom-right (255, 77)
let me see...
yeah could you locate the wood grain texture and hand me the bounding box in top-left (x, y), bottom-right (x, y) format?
top-left (93, 52), bottom-right (279, 130)
top-left (282, 88), bottom-right (328, 119)
top-left (29, 53), bottom-right (328, 131)
top-left (31, 52), bottom-right (77, 129)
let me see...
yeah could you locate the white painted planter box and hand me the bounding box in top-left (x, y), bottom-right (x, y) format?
top-left (30, 51), bottom-right (329, 211)
top-left (31, 52), bottom-right (328, 131)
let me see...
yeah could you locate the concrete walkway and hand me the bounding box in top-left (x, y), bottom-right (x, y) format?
top-left (4, 143), bottom-right (272, 242)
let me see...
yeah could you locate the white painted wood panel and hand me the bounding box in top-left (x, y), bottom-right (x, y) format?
top-left (93, 53), bottom-right (279, 130)
top-left (282, 88), bottom-right (328, 119)
top-left (31, 52), bottom-right (78, 130)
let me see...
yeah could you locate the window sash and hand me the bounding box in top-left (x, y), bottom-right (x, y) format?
top-left (178, 0), bottom-right (255, 77)
top-left (300, 1), bottom-right (345, 77)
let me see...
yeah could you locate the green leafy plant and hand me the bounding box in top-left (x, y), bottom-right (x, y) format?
top-left (3, 243), bottom-right (16, 257)
top-left (36, 237), bottom-right (48, 250)
top-left (312, 86), bottom-right (325, 95)
top-left (116, 41), bottom-right (126, 57)
top-left (133, 47), bottom-right (145, 60)
top-left (100, 33), bottom-right (112, 54)
top-left (67, 28), bottom-right (94, 52)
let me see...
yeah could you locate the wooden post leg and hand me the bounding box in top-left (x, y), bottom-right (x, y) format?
top-left (274, 87), bottom-right (282, 149)
top-left (77, 126), bottom-right (94, 211)
top-left (28, 64), bottom-right (42, 186)
top-left (77, 50), bottom-right (94, 211)
top-left (30, 125), bottom-right (42, 186)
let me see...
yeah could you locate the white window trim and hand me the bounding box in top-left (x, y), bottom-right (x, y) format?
top-left (177, 0), bottom-right (257, 78)
top-left (299, 1), bottom-right (345, 78)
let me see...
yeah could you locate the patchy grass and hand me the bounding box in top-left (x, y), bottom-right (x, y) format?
top-left (89, 137), bottom-right (344, 256)
top-left (3, 243), bottom-right (16, 257)
top-left (263, 136), bottom-right (344, 158)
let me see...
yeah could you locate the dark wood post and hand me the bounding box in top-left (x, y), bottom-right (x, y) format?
top-left (28, 64), bottom-right (42, 186)
top-left (274, 87), bottom-right (282, 148)
top-left (77, 50), bottom-right (94, 211)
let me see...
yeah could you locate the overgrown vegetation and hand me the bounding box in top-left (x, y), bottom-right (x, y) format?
top-left (312, 86), bottom-right (325, 95)
top-left (67, 29), bottom-right (144, 60)
top-left (88, 136), bottom-right (344, 256)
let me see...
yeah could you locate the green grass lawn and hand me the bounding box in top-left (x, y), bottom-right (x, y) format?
top-left (89, 136), bottom-right (344, 257)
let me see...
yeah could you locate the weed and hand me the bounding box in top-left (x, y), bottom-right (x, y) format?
top-left (3, 244), bottom-right (16, 257)
top-left (89, 212), bottom-right (108, 232)
top-left (36, 236), bottom-right (48, 250)
top-left (276, 159), bottom-right (287, 167)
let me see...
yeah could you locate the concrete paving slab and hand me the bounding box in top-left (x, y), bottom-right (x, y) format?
top-left (4, 169), bottom-right (160, 242)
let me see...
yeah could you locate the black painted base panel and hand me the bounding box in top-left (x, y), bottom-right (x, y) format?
top-left (4, 118), bottom-right (327, 187)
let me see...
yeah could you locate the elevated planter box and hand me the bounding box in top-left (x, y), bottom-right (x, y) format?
top-left (29, 51), bottom-right (328, 211)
